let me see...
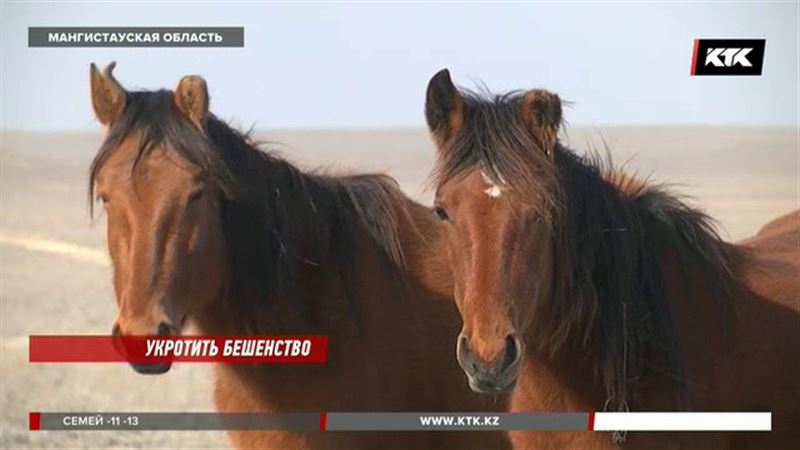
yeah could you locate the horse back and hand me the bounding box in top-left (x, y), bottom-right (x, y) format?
top-left (726, 210), bottom-right (800, 447)
top-left (738, 209), bottom-right (799, 311)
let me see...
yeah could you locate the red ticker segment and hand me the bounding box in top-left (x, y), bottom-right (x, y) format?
top-left (29, 412), bottom-right (41, 431)
top-left (28, 335), bottom-right (328, 363)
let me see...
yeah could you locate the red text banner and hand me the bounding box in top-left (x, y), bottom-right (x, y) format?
top-left (29, 335), bottom-right (328, 363)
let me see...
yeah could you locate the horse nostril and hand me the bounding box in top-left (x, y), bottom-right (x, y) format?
top-left (502, 333), bottom-right (522, 370)
top-left (457, 334), bottom-right (478, 374)
top-left (459, 334), bottom-right (469, 352)
top-left (157, 322), bottom-right (174, 336)
top-left (112, 323), bottom-right (121, 337)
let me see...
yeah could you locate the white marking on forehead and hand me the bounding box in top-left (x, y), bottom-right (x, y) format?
top-left (481, 170), bottom-right (507, 198)
top-left (485, 185), bottom-right (503, 198)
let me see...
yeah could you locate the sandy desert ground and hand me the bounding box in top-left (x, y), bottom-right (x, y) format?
top-left (1, 126), bottom-right (798, 449)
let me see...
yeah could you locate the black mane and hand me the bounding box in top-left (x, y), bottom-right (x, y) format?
top-left (89, 89), bottom-right (407, 332)
top-left (432, 89), bottom-right (746, 410)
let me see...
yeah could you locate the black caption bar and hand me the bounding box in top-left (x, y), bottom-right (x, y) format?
top-left (28, 27), bottom-right (244, 47)
top-left (30, 412), bottom-right (590, 431)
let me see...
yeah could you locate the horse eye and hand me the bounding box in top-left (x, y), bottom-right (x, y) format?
top-left (530, 212), bottom-right (543, 223)
top-left (433, 205), bottom-right (450, 222)
top-left (186, 188), bottom-right (204, 205)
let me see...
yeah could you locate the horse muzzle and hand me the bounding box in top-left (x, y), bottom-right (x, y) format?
top-left (130, 360), bottom-right (173, 375)
top-left (457, 333), bottom-right (523, 394)
top-left (112, 321), bottom-right (178, 376)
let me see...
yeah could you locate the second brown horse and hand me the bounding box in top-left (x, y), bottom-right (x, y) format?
top-left (424, 68), bottom-right (800, 449)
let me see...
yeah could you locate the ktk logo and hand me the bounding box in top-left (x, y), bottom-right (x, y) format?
top-left (705, 48), bottom-right (753, 67)
top-left (691, 39), bottom-right (765, 76)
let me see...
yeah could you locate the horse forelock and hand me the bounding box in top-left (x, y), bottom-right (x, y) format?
top-left (430, 89), bottom-right (562, 217)
top-left (88, 90), bottom-right (236, 216)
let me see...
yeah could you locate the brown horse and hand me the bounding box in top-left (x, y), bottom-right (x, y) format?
top-left (88, 62), bottom-right (509, 450)
top-left (424, 69), bottom-right (800, 449)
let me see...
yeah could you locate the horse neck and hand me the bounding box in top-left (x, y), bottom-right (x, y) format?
top-left (518, 329), bottom-right (608, 412)
top-left (390, 197), bottom-right (454, 299)
top-left (541, 145), bottom-right (745, 412)
top-left (194, 151), bottom-right (358, 335)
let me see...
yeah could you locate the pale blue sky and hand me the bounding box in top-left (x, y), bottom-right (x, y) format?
top-left (1, 1), bottom-right (798, 130)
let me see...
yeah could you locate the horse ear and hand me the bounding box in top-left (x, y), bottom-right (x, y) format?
top-left (425, 69), bottom-right (464, 140)
top-left (90, 62), bottom-right (126, 126)
top-left (173, 75), bottom-right (209, 130)
top-left (520, 89), bottom-right (562, 156)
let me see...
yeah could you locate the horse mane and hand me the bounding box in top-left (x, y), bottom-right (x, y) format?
top-left (89, 89), bottom-right (407, 331)
top-left (432, 89), bottom-right (747, 411)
